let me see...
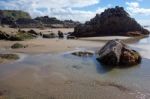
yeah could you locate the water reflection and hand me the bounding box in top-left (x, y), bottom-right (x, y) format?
top-left (137, 35), bottom-right (150, 44)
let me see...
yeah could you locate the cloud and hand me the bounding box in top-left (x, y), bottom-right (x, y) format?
top-left (0, 0), bottom-right (105, 22)
top-left (126, 2), bottom-right (150, 15)
top-left (137, 19), bottom-right (150, 26)
top-left (44, 7), bottom-right (106, 22)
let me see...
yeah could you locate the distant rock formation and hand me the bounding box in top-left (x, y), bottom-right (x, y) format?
top-left (35, 16), bottom-right (63, 27)
top-left (71, 6), bottom-right (149, 37)
top-left (15, 18), bottom-right (43, 28)
top-left (1, 16), bottom-right (15, 26)
top-left (97, 39), bottom-right (141, 67)
top-left (0, 10), bottom-right (31, 20)
top-left (34, 16), bottom-right (80, 28)
top-left (0, 10), bottom-right (80, 28)
top-left (0, 10), bottom-right (30, 26)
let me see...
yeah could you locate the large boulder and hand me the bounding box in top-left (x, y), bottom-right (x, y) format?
top-left (71, 6), bottom-right (149, 37)
top-left (97, 39), bottom-right (141, 67)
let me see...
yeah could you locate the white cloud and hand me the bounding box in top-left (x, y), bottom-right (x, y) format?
top-left (46, 7), bottom-right (106, 22)
top-left (126, 2), bottom-right (150, 15)
top-left (0, 0), bottom-right (105, 22)
top-left (137, 19), bottom-right (150, 26)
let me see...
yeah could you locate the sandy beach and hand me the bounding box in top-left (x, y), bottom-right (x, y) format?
top-left (1, 30), bottom-right (150, 98)
top-left (1, 2), bottom-right (150, 98)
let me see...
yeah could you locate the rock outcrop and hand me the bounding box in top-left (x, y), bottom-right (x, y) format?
top-left (71, 6), bottom-right (149, 37)
top-left (0, 11), bottom-right (80, 28)
top-left (35, 16), bottom-right (63, 27)
top-left (34, 16), bottom-right (80, 28)
top-left (43, 33), bottom-right (56, 38)
top-left (15, 18), bottom-right (42, 28)
top-left (0, 30), bottom-right (35, 41)
top-left (97, 39), bottom-right (141, 67)
top-left (0, 10), bottom-right (31, 26)
top-left (0, 10), bottom-right (31, 20)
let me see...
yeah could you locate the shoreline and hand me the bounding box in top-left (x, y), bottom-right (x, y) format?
top-left (0, 49), bottom-right (149, 98)
top-left (0, 29), bottom-right (150, 98)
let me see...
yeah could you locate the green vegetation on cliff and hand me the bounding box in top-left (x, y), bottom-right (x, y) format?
top-left (0, 10), bottom-right (31, 20)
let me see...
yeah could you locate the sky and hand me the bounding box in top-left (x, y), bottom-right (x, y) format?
top-left (0, 0), bottom-right (150, 25)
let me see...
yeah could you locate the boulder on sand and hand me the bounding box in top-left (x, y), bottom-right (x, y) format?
top-left (97, 39), bottom-right (141, 67)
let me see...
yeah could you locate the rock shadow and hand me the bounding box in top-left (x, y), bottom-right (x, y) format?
top-left (94, 57), bottom-right (150, 74)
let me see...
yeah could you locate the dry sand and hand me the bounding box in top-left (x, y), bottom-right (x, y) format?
top-left (22, 28), bottom-right (74, 34)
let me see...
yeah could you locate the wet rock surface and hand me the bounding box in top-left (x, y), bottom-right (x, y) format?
top-left (0, 54), bottom-right (19, 60)
top-left (11, 43), bottom-right (27, 49)
top-left (71, 51), bottom-right (94, 57)
top-left (97, 39), bottom-right (141, 67)
top-left (43, 33), bottom-right (56, 38)
top-left (0, 30), bottom-right (35, 41)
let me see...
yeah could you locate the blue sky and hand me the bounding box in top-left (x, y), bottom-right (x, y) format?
top-left (0, 0), bottom-right (150, 25)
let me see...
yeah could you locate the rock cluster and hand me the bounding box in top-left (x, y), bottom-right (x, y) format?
top-left (0, 30), bottom-right (35, 41)
top-left (71, 6), bottom-right (149, 37)
top-left (0, 10), bottom-right (80, 28)
top-left (14, 18), bottom-right (42, 28)
top-left (97, 39), bottom-right (141, 67)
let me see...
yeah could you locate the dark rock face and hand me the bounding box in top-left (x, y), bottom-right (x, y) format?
top-left (27, 29), bottom-right (39, 36)
top-left (34, 16), bottom-right (80, 28)
top-left (63, 20), bottom-right (80, 28)
top-left (1, 17), bottom-right (16, 26)
top-left (71, 6), bottom-right (149, 37)
top-left (97, 39), bottom-right (141, 67)
top-left (43, 33), bottom-right (56, 38)
top-left (15, 18), bottom-right (42, 28)
top-left (0, 10), bottom-right (80, 28)
top-left (35, 16), bottom-right (63, 27)
top-left (58, 31), bottom-right (64, 39)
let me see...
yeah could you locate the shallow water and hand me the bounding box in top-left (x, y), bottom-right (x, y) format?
top-left (1, 37), bottom-right (150, 98)
top-left (136, 35), bottom-right (150, 44)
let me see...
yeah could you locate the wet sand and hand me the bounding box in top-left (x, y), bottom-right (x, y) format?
top-left (1, 30), bottom-right (150, 98)
top-left (0, 26), bottom-right (74, 35)
top-left (0, 53), bottom-right (145, 99)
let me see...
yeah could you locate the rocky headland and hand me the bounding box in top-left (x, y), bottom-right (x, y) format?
top-left (71, 6), bottom-right (149, 37)
top-left (0, 10), bottom-right (80, 28)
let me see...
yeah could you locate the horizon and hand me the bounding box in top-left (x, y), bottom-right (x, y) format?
top-left (0, 0), bottom-right (150, 25)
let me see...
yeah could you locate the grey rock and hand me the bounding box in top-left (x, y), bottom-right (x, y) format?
top-left (97, 39), bottom-right (141, 67)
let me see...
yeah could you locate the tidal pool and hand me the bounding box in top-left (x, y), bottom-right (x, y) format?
top-left (1, 37), bottom-right (150, 98)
